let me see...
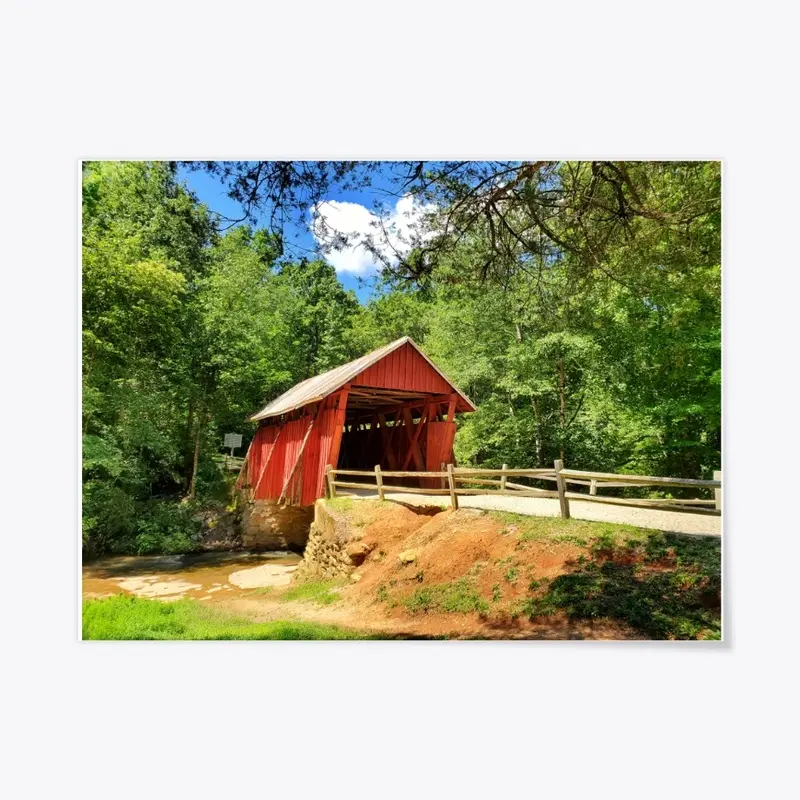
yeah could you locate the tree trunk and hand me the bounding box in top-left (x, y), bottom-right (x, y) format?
top-left (185, 398), bottom-right (195, 488)
top-left (557, 356), bottom-right (566, 462)
top-left (531, 396), bottom-right (543, 466)
top-left (188, 412), bottom-right (204, 501)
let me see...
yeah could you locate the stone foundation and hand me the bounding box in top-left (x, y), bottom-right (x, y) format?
top-left (294, 500), bottom-right (372, 580)
top-left (240, 500), bottom-right (314, 551)
top-left (195, 508), bottom-right (241, 551)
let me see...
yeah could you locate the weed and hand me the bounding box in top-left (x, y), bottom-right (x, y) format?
top-left (403, 578), bottom-right (489, 614)
top-left (504, 566), bottom-right (520, 583)
top-left (492, 584), bottom-right (502, 603)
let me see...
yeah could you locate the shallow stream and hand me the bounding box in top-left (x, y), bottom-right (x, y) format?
top-left (82, 550), bottom-right (303, 602)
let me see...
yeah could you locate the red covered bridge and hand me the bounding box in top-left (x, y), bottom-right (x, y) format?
top-left (240, 337), bottom-right (475, 506)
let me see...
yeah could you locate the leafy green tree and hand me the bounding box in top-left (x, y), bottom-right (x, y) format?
top-left (82, 161), bottom-right (215, 553)
top-left (273, 259), bottom-right (360, 376)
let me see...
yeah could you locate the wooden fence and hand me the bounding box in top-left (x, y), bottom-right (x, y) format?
top-left (325, 462), bottom-right (722, 518)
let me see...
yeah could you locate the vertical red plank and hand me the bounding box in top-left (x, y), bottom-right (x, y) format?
top-left (327, 385), bottom-right (350, 476)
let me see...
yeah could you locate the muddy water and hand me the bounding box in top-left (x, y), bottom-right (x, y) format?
top-left (82, 550), bottom-right (302, 602)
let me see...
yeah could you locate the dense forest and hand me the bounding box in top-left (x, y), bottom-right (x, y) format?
top-left (82, 161), bottom-right (720, 555)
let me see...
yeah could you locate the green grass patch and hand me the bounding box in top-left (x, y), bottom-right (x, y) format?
top-left (402, 578), bottom-right (489, 615)
top-left (487, 510), bottom-right (655, 546)
top-left (280, 580), bottom-right (343, 605)
top-left (326, 497), bottom-right (357, 512)
top-left (82, 596), bottom-right (372, 640)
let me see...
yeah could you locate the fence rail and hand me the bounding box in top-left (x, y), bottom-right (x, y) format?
top-left (325, 462), bottom-right (722, 518)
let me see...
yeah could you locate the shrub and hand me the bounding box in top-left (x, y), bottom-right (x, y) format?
top-left (134, 500), bottom-right (202, 554)
top-left (82, 480), bottom-right (136, 556)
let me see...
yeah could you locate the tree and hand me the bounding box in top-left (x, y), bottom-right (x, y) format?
top-left (272, 259), bottom-right (360, 376)
top-left (82, 162), bottom-right (215, 552)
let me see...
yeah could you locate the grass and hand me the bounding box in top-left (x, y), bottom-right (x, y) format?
top-left (326, 497), bottom-right (357, 512)
top-left (82, 595), bottom-right (373, 640)
top-left (516, 533), bottom-right (721, 640)
top-left (280, 580), bottom-right (343, 605)
top-left (488, 510), bottom-right (655, 546)
top-left (326, 496), bottom-right (378, 527)
top-left (402, 577), bottom-right (489, 614)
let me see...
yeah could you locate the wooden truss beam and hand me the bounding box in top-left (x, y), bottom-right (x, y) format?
top-left (346, 393), bottom-right (459, 424)
top-left (401, 407), bottom-right (425, 471)
top-left (401, 405), bottom-right (431, 470)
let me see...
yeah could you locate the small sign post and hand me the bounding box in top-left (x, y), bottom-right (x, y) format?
top-left (223, 433), bottom-right (243, 469)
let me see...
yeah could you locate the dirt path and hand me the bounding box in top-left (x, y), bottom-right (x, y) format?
top-left (339, 488), bottom-right (721, 537)
top-left (215, 593), bottom-right (641, 640)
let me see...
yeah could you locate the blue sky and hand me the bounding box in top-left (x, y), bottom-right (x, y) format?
top-left (177, 163), bottom-right (419, 303)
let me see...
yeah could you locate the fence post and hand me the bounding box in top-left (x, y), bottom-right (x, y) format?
top-left (500, 463), bottom-right (508, 492)
top-left (554, 459), bottom-right (570, 519)
top-left (447, 463), bottom-right (459, 510)
top-left (326, 464), bottom-right (336, 499)
top-left (714, 469), bottom-right (722, 511)
top-left (440, 462), bottom-right (447, 490)
top-left (590, 479), bottom-right (597, 496)
top-left (375, 464), bottom-right (385, 501)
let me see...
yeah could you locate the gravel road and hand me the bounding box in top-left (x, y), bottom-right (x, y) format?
top-left (341, 489), bottom-right (721, 537)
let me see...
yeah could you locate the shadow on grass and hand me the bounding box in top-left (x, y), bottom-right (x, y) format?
top-left (519, 533), bottom-right (721, 640)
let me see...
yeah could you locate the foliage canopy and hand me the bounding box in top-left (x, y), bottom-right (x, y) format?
top-left (82, 160), bottom-right (720, 555)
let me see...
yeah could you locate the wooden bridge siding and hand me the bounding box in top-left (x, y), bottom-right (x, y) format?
top-left (250, 366), bottom-right (461, 505)
top-left (353, 341), bottom-right (452, 395)
top-left (249, 394), bottom-right (341, 505)
top-left (247, 424), bottom-right (279, 499)
top-left (425, 420), bottom-right (456, 471)
top-left (301, 394), bottom-right (342, 505)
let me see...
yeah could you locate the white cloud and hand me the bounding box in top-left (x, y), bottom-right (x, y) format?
top-left (310, 194), bottom-right (435, 275)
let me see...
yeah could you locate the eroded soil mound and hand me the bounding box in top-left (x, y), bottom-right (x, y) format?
top-left (323, 500), bottom-right (721, 640)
